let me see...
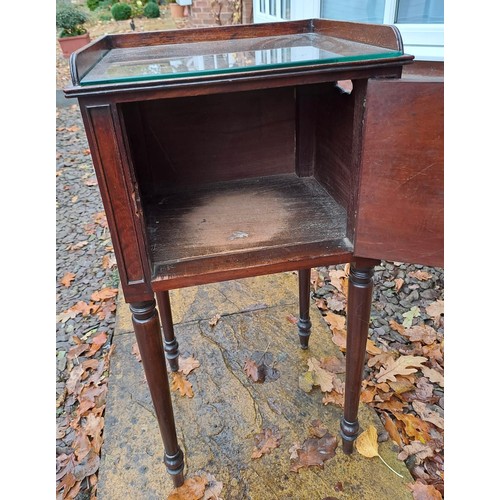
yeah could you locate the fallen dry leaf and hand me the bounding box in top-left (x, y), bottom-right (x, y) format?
top-left (398, 441), bottom-right (434, 464)
top-left (290, 432), bottom-right (338, 472)
top-left (392, 412), bottom-right (432, 443)
top-left (66, 240), bottom-right (89, 251)
top-left (87, 332), bottom-right (107, 357)
top-left (382, 412), bottom-right (403, 448)
top-left (244, 359), bottom-right (266, 383)
top-left (308, 419), bottom-right (329, 438)
top-left (355, 425), bottom-right (403, 477)
top-left (394, 278), bottom-right (404, 292)
top-left (209, 313), bottom-right (221, 327)
top-left (402, 325), bottom-right (438, 345)
top-left (201, 472), bottom-right (223, 500)
top-left (402, 306), bottom-right (421, 328)
top-left (68, 343), bottom-right (90, 360)
top-left (376, 355), bottom-right (428, 383)
top-left (408, 271), bottom-right (433, 281)
top-left (328, 269), bottom-right (346, 294)
top-left (172, 372), bottom-right (194, 398)
top-left (102, 254), bottom-right (117, 269)
top-left (60, 272), bottom-right (76, 287)
top-left (168, 475), bottom-right (208, 500)
top-left (251, 428), bottom-right (281, 459)
top-left (323, 311), bottom-right (346, 331)
top-left (425, 300), bottom-right (444, 324)
top-left (90, 287), bottom-right (118, 302)
top-left (409, 481), bottom-right (443, 500)
top-left (131, 342), bottom-right (142, 362)
top-left (179, 356), bottom-right (200, 376)
top-left (412, 401), bottom-right (444, 430)
top-left (389, 319), bottom-right (406, 335)
top-left (420, 366), bottom-right (444, 388)
top-left (319, 356), bottom-right (346, 374)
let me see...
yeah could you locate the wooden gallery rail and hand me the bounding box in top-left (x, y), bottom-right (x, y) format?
top-left (64, 19), bottom-right (443, 489)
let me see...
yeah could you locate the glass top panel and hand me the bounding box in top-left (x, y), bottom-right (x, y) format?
top-left (80, 33), bottom-right (402, 85)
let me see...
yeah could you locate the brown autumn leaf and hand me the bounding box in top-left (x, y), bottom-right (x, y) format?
top-left (413, 377), bottom-right (435, 401)
top-left (68, 343), bottom-right (90, 360)
top-left (394, 278), bottom-right (404, 292)
top-left (408, 270), bottom-right (433, 281)
top-left (87, 332), bottom-right (107, 357)
top-left (319, 356), bottom-right (346, 374)
top-left (85, 176), bottom-right (98, 186)
top-left (102, 254), bottom-right (117, 269)
top-left (322, 389), bottom-right (344, 407)
top-left (131, 342), bottom-right (142, 362)
top-left (420, 366), bottom-right (444, 388)
top-left (73, 451), bottom-right (100, 482)
top-left (66, 125), bottom-right (80, 132)
top-left (387, 375), bottom-right (416, 395)
top-left (368, 352), bottom-right (395, 368)
top-left (381, 412), bottom-right (403, 448)
top-left (389, 319), bottom-right (406, 335)
top-left (374, 398), bottom-right (408, 414)
top-left (409, 481), bottom-right (443, 500)
top-left (392, 412), bottom-right (431, 442)
top-left (179, 356), bottom-right (200, 376)
top-left (310, 268), bottom-right (323, 292)
top-left (286, 313), bottom-right (298, 324)
top-left (323, 311), bottom-right (346, 331)
top-left (95, 300), bottom-right (117, 320)
top-left (306, 357), bottom-right (335, 392)
top-left (172, 372), bottom-right (194, 398)
top-left (328, 269), bottom-right (346, 294)
top-left (90, 287), bottom-right (118, 302)
top-left (72, 428), bottom-right (92, 461)
top-left (57, 301), bottom-right (95, 323)
top-left (425, 300), bottom-right (444, 323)
top-left (201, 472), bottom-right (223, 500)
top-left (376, 355), bottom-right (428, 383)
top-left (93, 211), bottom-right (108, 228)
top-left (308, 419), bottom-right (329, 438)
top-left (66, 240), bottom-right (89, 251)
top-left (398, 441), bottom-right (434, 464)
top-left (290, 432), bottom-right (338, 472)
top-left (251, 428), bottom-right (281, 459)
top-left (168, 475), bottom-right (209, 500)
top-left (412, 401), bottom-right (444, 430)
top-left (244, 359), bottom-right (266, 383)
top-left (60, 272), bottom-right (76, 287)
top-left (366, 339), bottom-right (382, 355)
top-left (402, 324), bottom-right (438, 345)
top-left (360, 386), bottom-right (377, 403)
top-left (209, 313), bottom-right (221, 327)
top-left (326, 294), bottom-right (346, 312)
top-left (331, 328), bottom-right (347, 351)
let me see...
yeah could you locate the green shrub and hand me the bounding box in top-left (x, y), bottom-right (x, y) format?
top-left (111, 2), bottom-right (132, 20)
top-left (143, 2), bottom-right (160, 17)
top-left (86, 0), bottom-right (100, 11)
top-left (56, 1), bottom-right (88, 37)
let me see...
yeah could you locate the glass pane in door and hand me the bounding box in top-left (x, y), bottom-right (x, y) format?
top-left (320, 0), bottom-right (386, 23)
top-left (396, 0), bottom-right (444, 23)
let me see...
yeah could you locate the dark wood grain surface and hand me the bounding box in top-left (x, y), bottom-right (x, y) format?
top-left (354, 78), bottom-right (444, 267)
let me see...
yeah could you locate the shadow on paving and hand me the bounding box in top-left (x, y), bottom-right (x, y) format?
top-left (98, 272), bottom-right (413, 500)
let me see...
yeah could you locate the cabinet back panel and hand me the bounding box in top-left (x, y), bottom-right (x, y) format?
top-left (123, 88), bottom-right (296, 197)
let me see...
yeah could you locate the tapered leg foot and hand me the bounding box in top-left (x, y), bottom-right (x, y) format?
top-left (297, 269), bottom-right (312, 349)
top-left (340, 260), bottom-right (376, 453)
top-left (156, 291), bottom-right (180, 372)
top-left (130, 300), bottom-right (184, 486)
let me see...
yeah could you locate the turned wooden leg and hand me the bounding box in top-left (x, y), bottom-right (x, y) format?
top-left (297, 269), bottom-right (312, 349)
top-left (130, 300), bottom-right (184, 487)
top-left (156, 291), bottom-right (180, 372)
top-left (340, 260), bottom-right (377, 453)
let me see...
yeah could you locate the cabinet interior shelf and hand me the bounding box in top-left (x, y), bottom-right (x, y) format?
top-left (146, 174), bottom-right (352, 287)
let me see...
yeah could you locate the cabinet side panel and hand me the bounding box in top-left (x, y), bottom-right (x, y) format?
top-left (314, 81), bottom-right (366, 242)
top-left (354, 79), bottom-right (444, 267)
top-left (81, 103), bottom-right (152, 300)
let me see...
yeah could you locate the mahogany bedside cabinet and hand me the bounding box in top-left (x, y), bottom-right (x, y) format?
top-left (64, 19), bottom-right (443, 488)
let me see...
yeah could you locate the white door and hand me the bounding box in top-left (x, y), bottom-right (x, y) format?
top-left (252, 0), bottom-right (443, 61)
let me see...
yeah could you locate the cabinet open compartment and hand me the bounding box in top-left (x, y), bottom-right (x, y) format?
top-left (119, 81), bottom-right (366, 288)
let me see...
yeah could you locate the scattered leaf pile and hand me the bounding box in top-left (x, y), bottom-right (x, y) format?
top-left (167, 472), bottom-right (223, 500)
top-left (311, 263), bottom-right (444, 497)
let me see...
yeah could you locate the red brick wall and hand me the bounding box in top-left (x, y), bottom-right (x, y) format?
top-left (184, 0), bottom-right (253, 28)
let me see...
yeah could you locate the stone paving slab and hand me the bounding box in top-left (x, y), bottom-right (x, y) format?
top-left (98, 272), bottom-right (413, 499)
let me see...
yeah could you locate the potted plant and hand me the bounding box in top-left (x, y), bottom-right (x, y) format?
top-left (56, 1), bottom-right (91, 58)
top-left (168, 0), bottom-right (186, 19)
